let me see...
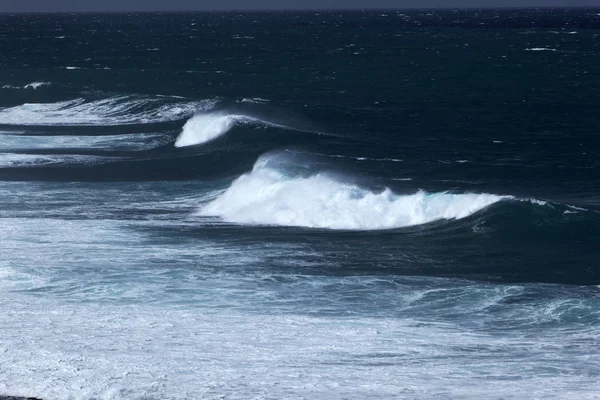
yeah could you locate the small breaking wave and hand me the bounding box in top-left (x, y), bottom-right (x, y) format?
top-left (198, 154), bottom-right (507, 230)
top-left (0, 96), bottom-right (215, 126)
top-left (2, 81), bottom-right (51, 90)
top-left (525, 48), bottom-right (558, 52)
top-left (174, 111), bottom-right (309, 148)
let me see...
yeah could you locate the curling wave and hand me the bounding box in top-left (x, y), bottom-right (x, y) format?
top-left (0, 95), bottom-right (215, 126)
top-left (198, 155), bottom-right (507, 230)
top-left (175, 111), bottom-right (301, 147)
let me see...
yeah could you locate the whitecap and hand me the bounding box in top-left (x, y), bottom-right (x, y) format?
top-left (198, 155), bottom-right (506, 230)
top-left (2, 81), bottom-right (51, 90)
top-left (525, 48), bottom-right (558, 52)
top-left (174, 111), bottom-right (308, 148)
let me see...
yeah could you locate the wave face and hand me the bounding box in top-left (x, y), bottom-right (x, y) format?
top-left (175, 112), bottom-right (254, 147)
top-left (199, 155), bottom-right (506, 230)
top-left (174, 110), bottom-right (306, 147)
top-left (0, 96), bottom-right (214, 126)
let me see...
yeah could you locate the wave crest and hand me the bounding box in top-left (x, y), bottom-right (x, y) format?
top-left (2, 81), bottom-right (51, 90)
top-left (175, 112), bottom-right (257, 147)
top-left (198, 155), bottom-right (507, 230)
top-left (175, 107), bottom-right (322, 148)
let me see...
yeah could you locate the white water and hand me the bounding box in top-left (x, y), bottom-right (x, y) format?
top-left (0, 153), bottom-right (115, 168)
top-left (0, 96), bottom-right (214, 126)
top-left (2, 297), bottom-right (598, 400)
top-left (2, 81), bottom-right (51, 90)
top-left (199, 156), bottom-right (506, 230)
top-left (0, 212), bottom-right (597, 400)
top-left (525, 47), bottom-right (558, 51)
top-left (0, 182), bottom-right (598, 399)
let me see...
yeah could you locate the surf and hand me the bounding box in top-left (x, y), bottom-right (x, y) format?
top-left (198, 154), bottom-right (507, 230)
top-left (174, 112), bottom-right (259, 147)
top-left (174, 106), bottom-right (324, 147)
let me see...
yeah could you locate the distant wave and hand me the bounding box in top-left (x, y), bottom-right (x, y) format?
top-left (0, 96), bottom-right (215, 126)
top-left (240, 98), bottom-right (269, 104)
top-left (175, 110), bottom-right (314, 148)
top-left (198, 154), bottom-right (507, 230)
top-left (2, 81), bottom-right (51, 90)
top-left (525, 48), bottom-right (557, 52)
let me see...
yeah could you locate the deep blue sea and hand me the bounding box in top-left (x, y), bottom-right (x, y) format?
top-left (0, 8), bottom-right (599, 399)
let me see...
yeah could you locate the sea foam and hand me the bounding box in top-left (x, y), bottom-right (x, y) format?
top-left (2, 81), bottom-right (51, 90)
top-left (199, 155), bottom-right (506, 230)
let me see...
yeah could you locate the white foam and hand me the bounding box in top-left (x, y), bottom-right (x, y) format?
top-left (2, 299), bottom-right (597, 400)
top-left (2, 81), bottom-right (51, 90)
top-left (199, 156), bottom-right (506, 230)
top-left (240, 97), bottom-right (269, 103)
top-left (525, 48), bottom-right (558, 51)
top-left (0, 133), bottom-right (167, 151)
top-left (518, 198), bottom-right (549, 207)
top-left (0, 96), bottom-right (214, 126)
top-left (24, 81), bottom-right (51, 89)
top-left (0, 153), bottom-right (115, 168)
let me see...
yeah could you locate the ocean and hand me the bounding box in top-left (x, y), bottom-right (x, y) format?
top-left (0, 8), bottom-right (599, 399)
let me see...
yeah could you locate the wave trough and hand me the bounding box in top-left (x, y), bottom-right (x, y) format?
top-left (199, 156), bottom-right (506, 230)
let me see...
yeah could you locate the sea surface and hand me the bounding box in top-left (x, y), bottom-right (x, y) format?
top-left (0, 8), bottom-right (599, 400)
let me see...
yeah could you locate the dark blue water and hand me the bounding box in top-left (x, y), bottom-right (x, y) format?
top-left (0, 9), bottom-right (599, 400)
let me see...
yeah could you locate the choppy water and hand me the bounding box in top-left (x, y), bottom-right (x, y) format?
top-left (0, 8), bottom-right (599, 400)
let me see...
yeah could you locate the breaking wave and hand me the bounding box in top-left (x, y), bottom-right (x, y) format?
top-left (0, 96), bottom-right (215, 126)
top-left (198, 154), bottom-right (507, 230)
top-left (2, 81), bottom-right (51, 90)
top-left (525, 48), bottom-right (558, 52)
top-left (174, 111), bottom-right (305, 148)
